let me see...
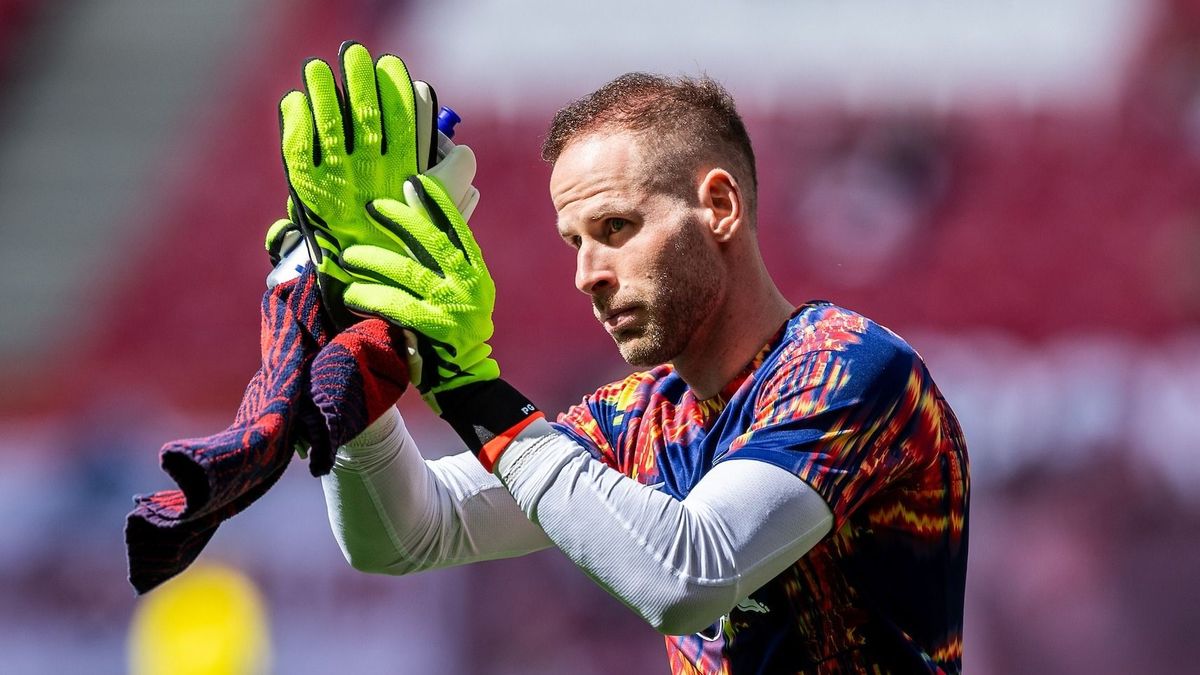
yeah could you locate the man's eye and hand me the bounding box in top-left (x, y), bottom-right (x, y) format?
top-left (607, 218), bottom-right (628, 233)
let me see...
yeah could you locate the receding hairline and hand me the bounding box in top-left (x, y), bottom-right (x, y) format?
top-left (541, 72), bottom-right (758, 215)
top-left (552, 123), bottom-right (757, 223)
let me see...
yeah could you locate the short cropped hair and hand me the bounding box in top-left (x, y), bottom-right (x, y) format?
top-left (541, 73), bottom-right (758, 218)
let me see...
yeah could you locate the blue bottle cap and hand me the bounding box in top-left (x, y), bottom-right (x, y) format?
top-left (437, 107), bottom-right (462, 139)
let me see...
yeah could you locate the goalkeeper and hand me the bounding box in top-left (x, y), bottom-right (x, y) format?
top-left (280, 44), bottom-right (969, 674)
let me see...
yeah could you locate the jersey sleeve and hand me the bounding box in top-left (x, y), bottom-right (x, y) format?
top-left (549, 365), bottom-right (672, 470)
top-left (552, 372), bottom-right (650, 470)
top-left (717, 316), bottom-right (933, 529)
top-left (552, 399), bottom-right (616, 467)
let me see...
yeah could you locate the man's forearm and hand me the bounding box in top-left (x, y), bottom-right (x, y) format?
top-left (495, 420), bottom-right (834, 635)
top-left (320, 407), bottom-right (552, 574)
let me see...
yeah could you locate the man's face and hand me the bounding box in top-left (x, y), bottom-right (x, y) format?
top-left (550, 132), bottom-right (723, 366)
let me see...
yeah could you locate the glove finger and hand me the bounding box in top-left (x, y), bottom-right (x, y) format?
top-left (374, 54), bottom-right (417, 172)
top-left (303, 57), bottom-right (347, 161)
top-left (427, 175), bottom-right (486, 267)
top-left (364, 198), bottom-right (454, 278)
top-left (400, 179), bottom-right (468, 267)
top-left (265, 218), bottom-right (300, 261)
top-left (410, 176), bottom-right (481, 267)
top-left (341, 271), bottom-right (430, 317)
top-left (448, 344), bottom-right (499, 381)
top-left (279, 89), bottom-right (316, 174)
top-left (338, 41), bottom-right (381, 156)
top-left (342, 243), bottom-right (442, 294)
top-left (413, 80), bottom-right (437, 172)
top-left (343, 282), bottom-right (450, 332)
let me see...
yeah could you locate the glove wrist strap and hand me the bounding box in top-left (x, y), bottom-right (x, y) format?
top-left (435, 379), bottom-right (542, 471)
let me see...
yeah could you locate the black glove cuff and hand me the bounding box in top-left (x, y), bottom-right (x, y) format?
top-left (436, 379), bottom-right (540, 455)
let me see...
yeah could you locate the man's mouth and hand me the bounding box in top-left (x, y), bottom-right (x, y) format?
top-left (600, 305), bottom-right (640, 333)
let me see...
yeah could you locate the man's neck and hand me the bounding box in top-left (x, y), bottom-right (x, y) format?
top-left (673, 272), bottom-right (794, 400)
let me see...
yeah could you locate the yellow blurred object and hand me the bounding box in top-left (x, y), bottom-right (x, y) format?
top-left (128, 563), bottom-right (271, 675)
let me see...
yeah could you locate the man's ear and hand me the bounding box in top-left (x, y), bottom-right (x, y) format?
top-left (698, 168), bottom-right (744, 243)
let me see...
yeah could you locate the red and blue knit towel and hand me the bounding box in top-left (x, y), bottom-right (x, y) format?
top-left (125, 267), bottom-right (409, 594)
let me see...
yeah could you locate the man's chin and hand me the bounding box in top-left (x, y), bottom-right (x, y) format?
top-left (619, 351), bottom-right (662, 368)
top-left (614, 333), bottom-right (674, 368)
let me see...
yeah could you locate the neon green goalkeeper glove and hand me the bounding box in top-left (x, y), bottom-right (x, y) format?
top-left (338, 174), bottom-right (499, 410)
top-left (279, 41), bottom-right (440, 326)
top-left (346, 177), bottom-right (540, 471)
top-left (266, 142), bottom-right (480, 287)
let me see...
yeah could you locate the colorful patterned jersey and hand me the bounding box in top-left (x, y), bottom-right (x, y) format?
top-left (553, 303), bottom-right (969, 674)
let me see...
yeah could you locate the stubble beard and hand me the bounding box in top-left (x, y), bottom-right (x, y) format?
top-left (610, 219), bottom-right (723, 367)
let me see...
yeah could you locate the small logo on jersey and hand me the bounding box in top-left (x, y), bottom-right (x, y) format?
top-left (734, 597), bottom-right (770, 614)
top-left (729, 595), bottom-right (768, 612)
top-left (710, 596), bottom-right (771, 642)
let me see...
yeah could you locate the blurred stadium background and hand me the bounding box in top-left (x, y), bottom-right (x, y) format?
top-left (1, 0), bottom-right (1199, 672)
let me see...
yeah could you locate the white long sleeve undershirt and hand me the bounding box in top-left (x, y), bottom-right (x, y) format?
top-left (321, 407), bottom-right (833, 635)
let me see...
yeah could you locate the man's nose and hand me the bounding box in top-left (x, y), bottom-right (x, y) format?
top-left (575, 242), bottom-right (617, 296)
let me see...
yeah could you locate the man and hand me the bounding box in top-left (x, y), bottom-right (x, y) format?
top-left (284, 48), bottom-right (968, 674)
